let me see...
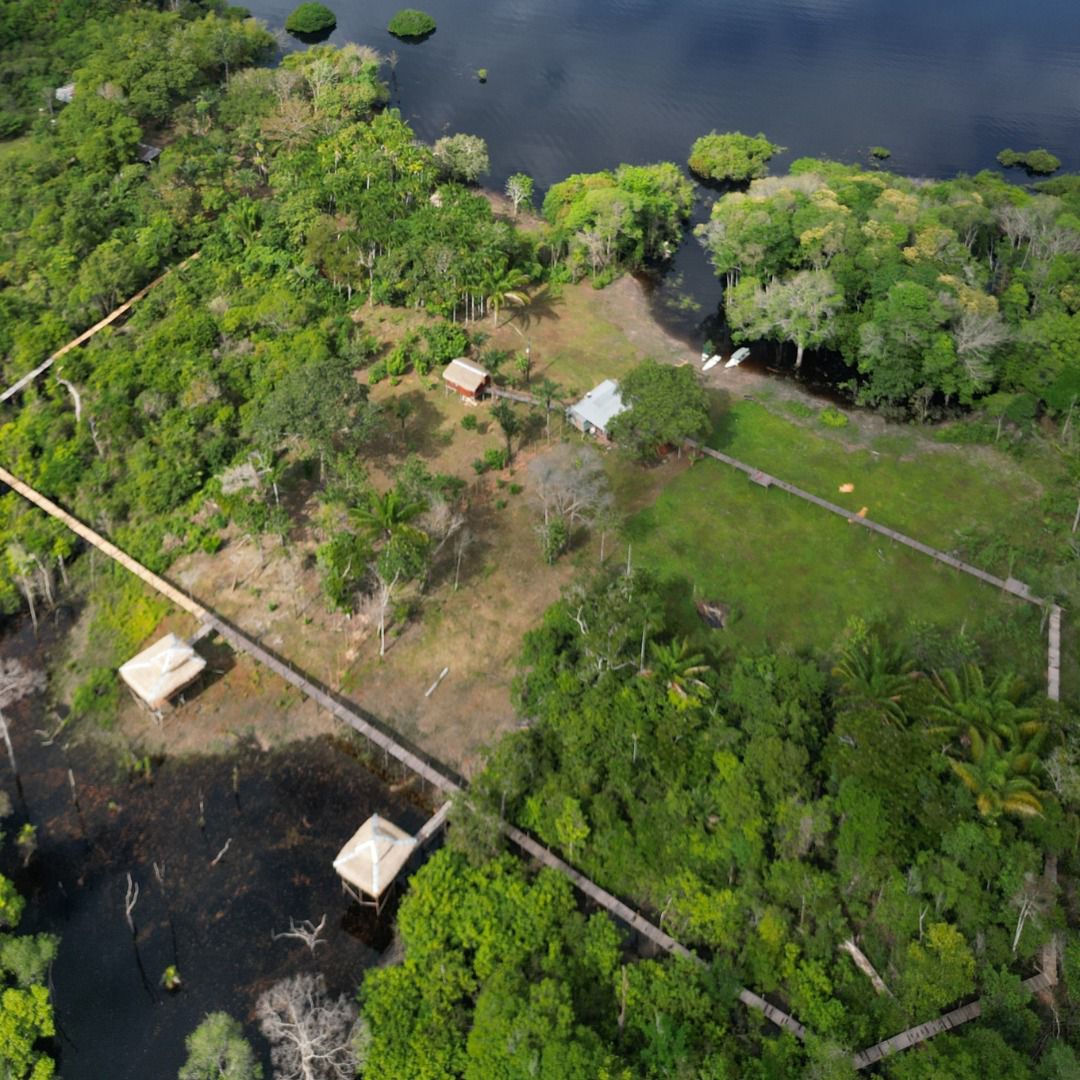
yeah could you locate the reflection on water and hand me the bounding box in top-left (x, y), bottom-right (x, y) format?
top-left (3, 616), bottom-right (429, 1079)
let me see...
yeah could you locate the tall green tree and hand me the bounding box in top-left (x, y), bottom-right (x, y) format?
top-left (607, 360), bottom-right (709, 460)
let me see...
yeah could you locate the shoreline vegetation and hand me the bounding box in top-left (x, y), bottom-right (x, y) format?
top-left (3, 6), bottom-right (1080, 1078)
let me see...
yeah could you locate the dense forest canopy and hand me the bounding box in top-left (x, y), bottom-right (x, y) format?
top-left (697, 160), bottom-right (1080, 419)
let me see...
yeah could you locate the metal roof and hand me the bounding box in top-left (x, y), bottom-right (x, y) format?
top-left (442, 358), bottom-right (489, 393)
top-left (567, 379), bottom-right (626, 434)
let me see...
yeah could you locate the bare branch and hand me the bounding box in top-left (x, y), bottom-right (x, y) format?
top-left (272, 914), bottom-right (328, 954)
top-left (256, 973), bottom-right (359, 1080)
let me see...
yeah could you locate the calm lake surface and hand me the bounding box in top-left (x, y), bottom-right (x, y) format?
top-left (252, 0), bottom-right (1080, 340)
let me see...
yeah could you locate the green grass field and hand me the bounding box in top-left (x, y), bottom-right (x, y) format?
top-left (708, 397), bottom-right (1054, 573)
top-left (623, 396), bottom-right (1058, 692)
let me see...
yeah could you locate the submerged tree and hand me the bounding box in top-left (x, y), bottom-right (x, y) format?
top-left (688, 131), bottom-right (780, 183)
top-left (256, 974), bottom-right (359, 1080)
top-left (725, 269), bottom-right (843, 369)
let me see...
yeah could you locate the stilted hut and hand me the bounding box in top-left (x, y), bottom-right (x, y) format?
top-left (118, 633), bottom-right (206, 711)
top-left (333, 814), bottom-right (417, 912)
top-left (567, 379), bottom-right (626, 440)
top-left (442, 359), bottom-right (490, 400)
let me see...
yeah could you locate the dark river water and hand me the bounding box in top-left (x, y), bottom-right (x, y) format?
top-left (251, 0), bottom-right (1080, 342)
top-left (1, 614), bottom-right (430, 1079)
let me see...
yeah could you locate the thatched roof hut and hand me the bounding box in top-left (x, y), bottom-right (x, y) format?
top-left (333, 814), bottom-right (417, 908)
top-left (118, 633), bottom-right (206, 710)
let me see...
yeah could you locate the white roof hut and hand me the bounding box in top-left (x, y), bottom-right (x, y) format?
top-left (118, 633), bottom-right (206, 710)
top-left (333, 814), bottom-right (417, 909)
top-left (567, 379), bottom-right (626, 438)
top-left (442, 358), bottom-right (491, 399)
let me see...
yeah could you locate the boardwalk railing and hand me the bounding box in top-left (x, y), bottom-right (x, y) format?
top-left (685, 438), bottom-right (1044, 606)
top-left (0, 252), bottom-right (201, 405)
top-left (853, 965), bottom-right (1056, 1069)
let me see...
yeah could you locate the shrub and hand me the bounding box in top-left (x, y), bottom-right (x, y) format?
top-left (481, 348), bottom-right (512, 376)
top-left (368, 359), bottom-right (388, 385)
top-left (932, 421), bottom-right (996, 445)
top-left (423, 322), bottom-right (470, 365)
top-left (997, 147), bottom-right (1061, 175)
top-left (509, 483), bottom-right (523, 495)
top-left (285, 1), bottom-right (336, 33)
top-left (0, 112), bottom-right (25, 139)
top-left (472, 447), bottom-right (509, 474)
top-left (870, 146), bottom-right (891, 160)
top-left (688, 131), bottom-right (779, 183)
top-left (388, 9), bottom-right (436, 37)
top-left (386, 342), bottom-right (411, 377)
top-left (539, 518), bottom-right (569, 564)
top-left (819, 406), bottom-right (849, 428)
top-left (71, 667), bottom-right (120, 727)
top-left (461, 414), bottom-right (479, 432)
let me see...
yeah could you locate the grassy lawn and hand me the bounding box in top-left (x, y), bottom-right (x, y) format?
top-left (709, 395), bottom-right (1060, 582)
top-left (618, 397), bottom-right (1065, 693)
top-left (626, 456), bottom-right (1048, 685)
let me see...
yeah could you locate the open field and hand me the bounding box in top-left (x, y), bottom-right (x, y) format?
top-left (707, 394), bottom-right (1060, 575)
top-left (627, 454), bottom-right (1049, 688)
top-left (624, 389), bottom-right (1069, 694)
top-left (44, 274), bottom-right (1072, 772)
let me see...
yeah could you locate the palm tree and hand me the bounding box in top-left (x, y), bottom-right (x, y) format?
top-left (949, 727), bottom-right (1047, 819)
top-left (927, 665), bottom-right (1042, 749)
top-left (831, 633), bottom-right (918, 725)
top-left (484, 263), bottom-right (531, 328)
top-left (536, 377), bottom-right (563, 441)
top-left (643, 638), bottom-right (712, 710)
top-left (349, 488), bottom-right (427, 546)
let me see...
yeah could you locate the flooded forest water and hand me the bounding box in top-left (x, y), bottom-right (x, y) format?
top-left (1, 612), bottom-right (429, 1078)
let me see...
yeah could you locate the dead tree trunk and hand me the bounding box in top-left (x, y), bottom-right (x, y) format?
top-left (841, 939), bottom-right (892, 996)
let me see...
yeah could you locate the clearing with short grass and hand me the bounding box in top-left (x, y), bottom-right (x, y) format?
top-left (628, 392), bottom-right (1063, 694)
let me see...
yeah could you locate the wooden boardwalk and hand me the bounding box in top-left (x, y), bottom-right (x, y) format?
top-left (0, 463), bottom-right (810, 1041)
top-left (685, 439), bottom-right (1044, 606)
top-left (853, 967), bottom-right (1056, 1069)
top-left (1049, 605), bottom-right (1063, 702)
top-left (1, 452), bottom-right (1061, 1067)
top-left (0, 252), bottom-right (201, 405)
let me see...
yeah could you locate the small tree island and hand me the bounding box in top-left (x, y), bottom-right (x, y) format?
top-left (688, 130), bottom-right (780, 183)
top-left (997, 147), bottom-right (1061, 175)
top-left (388, 9), bottom-right (436, 38)
top-left (285, 1), bottom-right (336, 34)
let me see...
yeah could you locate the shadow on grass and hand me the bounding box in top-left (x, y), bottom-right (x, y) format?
top-left (704, 388), bottom-right (738, 450)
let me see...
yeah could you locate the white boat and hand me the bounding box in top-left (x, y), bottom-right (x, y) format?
top-left (725, 347), bottom-right (751, 369)
top-left (702, 354), bottom-right (723, 371)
